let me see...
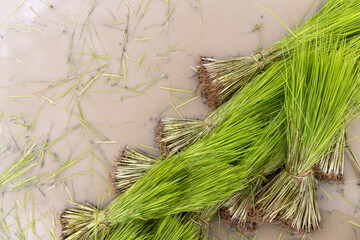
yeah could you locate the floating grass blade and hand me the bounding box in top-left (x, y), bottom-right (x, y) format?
top-left (0, 140), bottom-right (48, 191)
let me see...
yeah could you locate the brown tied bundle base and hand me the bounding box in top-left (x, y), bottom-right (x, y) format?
top-left (247, 206), bottom-right (270, 225)
top-left (196, 56), bottom-right (224, 110)
top-left (248, 206), bottom-right (323, 235)
top-left (276, 217), bottom-right (323, 235)
top-left (220, 207), bottom-right (256, 235)
top-left (60, 210), bottom-right (70, 240)
top-left (313, 164), bottom-right (345, 182)
top-left (108, 147), bottom-right (127, 195)
top-left (154, 119), bottom-right (167, 155)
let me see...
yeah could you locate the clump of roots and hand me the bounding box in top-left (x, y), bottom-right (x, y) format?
top-left (314, 128), bottom-right (346, 182)
top-left (111, 147), bottom-right (157, 194)
top-left (197, 56), bottom-right (224, 109)
top-left (154, 117), bottom-right (215, 156)
top-left (250, 170), bottom-right (322, 235)
top-left (220, 193), bottom-right (256, 235)
top-left (196, 54), bottom-right (267, 109)
top-left (60, 203), bottom-right (108, 240)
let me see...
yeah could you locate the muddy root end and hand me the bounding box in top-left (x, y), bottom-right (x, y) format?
top-left (154, 119), bottom-right (167, 155)
top-left (109, 148), bottom-right (126, 195)
top-left (220, 207), bottom-right (256, 235)
top-left (196, 56), bottom-right (224, 110)
top-left (313, 164), bottom-right (345, 182)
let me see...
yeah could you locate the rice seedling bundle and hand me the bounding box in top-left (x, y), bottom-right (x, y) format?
top-left (108, 147), bottom-right (220, 239)
top-left (218, 36), bottom-right (360, 234)
top-left (61, 205), bottom-right (198, 240)
top-left (60, 71), bottom-right (286, 239)
top-left (220, 153), bottom-right (285, 234)
top-left (198, 0), bottom-right (360, 109)
top-left (156, 60), bottom-right (285, 155)
top-left (251, 39), bottom-right (360, 234)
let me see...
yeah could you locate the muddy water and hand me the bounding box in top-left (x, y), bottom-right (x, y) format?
top-left (0, 0), bottom-right (359, 239)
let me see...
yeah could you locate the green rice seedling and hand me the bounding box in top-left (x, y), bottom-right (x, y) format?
top-left (251, 38), bottom-right (360, 234)
top-left (197, 0), bottom-right (360, 109)
top-left (151, 214), bottom-right (198, 240)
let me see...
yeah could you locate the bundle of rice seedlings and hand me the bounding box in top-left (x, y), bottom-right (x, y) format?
top-left (110, 141), bottom-right (282, 236)
top-left (61, 205), bottom-right (198, 240)
top-left (314, 103), bottom-right (360, 182)
top-left (197, 0), bottom-right (360, 109)
top-left (251, 39), bottom-right (360, 234)
top-left (109, 146), bottom-right (220, 239)
top-left (110, 147), bottom-right (158, 194)
top-left (220, 172), bottom-right (280, 234)
top-left (60, 91), bottom-right (286, 239)
top-left (155, 61), bottom-right (285, 155)
top-left (154, 118), bottom-right (216, 155)
top-left (157, 35), bottom-right (360, 156)
top-left (61, 161), bottom-right (245, 239)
